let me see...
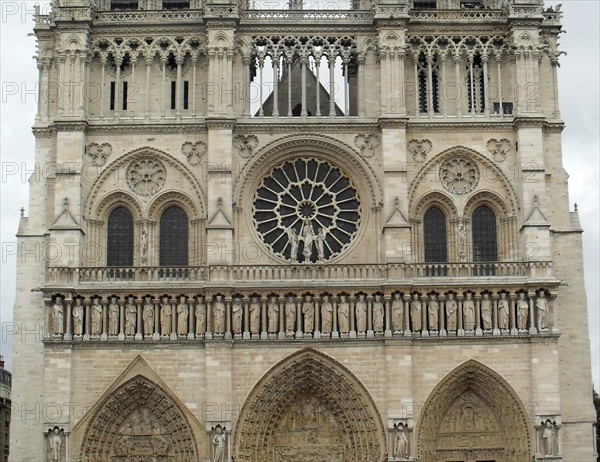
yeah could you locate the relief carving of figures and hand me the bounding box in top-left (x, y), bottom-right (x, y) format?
top-left (463, 293), bottom-right (475, 331)
top-left (391, 293), bottom-right (403, 332)
top-left (160, 296), bottom-right (172, 336)
top-left (446, 293), bottom-right (458, 331)
top-left (143, 296), bottom-right (154, 336)
top-left (394, 423), bottom-right (409, 460)
top-left (498, 292), bottom-right (509, 330)
top-left (249, 296), bottom-right (261, 334)
top-left (48, 427), bottom-right (64, 462)
top-left (321, 295), bottom-right (333, 334)
top-left (177, 296), bottom-right (189, 335)
top-left (213, 295), bottom-right (226, 334)
top-left (91, 297), bottom-right (103, 336)
top-left (73, 298), bottom-right (84, 336)
top-left (195, 297), bottom-right (207, 335)
top-left (52, 296), bottom-right (64, 335)
top-left (372, 294), bottom-right (384, 332)
top-left (268, 296), bottom-right (279, 333)
top-left (108, 296), bottom-right (120, 336)
top-left (337, 295), bottom-right (350, 334)
top-left (125, 296), bottom-right (137, 335)
top-left (212, 425), bottom-right (227, 462)
top-left (536, 290), bottom-right (549, 330)
top-left (355, 294), bottom-right (367, 332)
top-left (232, 297), bottom-right (243, 335)
top-left (302, 295), bottom-right (315, 333)
top-left (541, 420), bottom-right (557, 456)
top-left (428, 294), bottom-right (439, 331)
top-left (517, 292), bottom-right (529, 330)
top-left (481, 293), bottom-right (492, 330)
top-left (285, 296), bottom-right (296, 332)
top-left (410, 293), bottom-right (422, 331)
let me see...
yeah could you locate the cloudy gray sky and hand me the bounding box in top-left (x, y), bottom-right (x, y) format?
top-left (0, 1), bottom-right (598, 387)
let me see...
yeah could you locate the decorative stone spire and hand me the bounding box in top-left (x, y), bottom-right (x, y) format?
top-left (20, 207), bottom-right (25, 217)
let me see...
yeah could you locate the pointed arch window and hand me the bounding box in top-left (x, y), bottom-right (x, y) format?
top-left (423, 206), bottom-right (447, 262)
top-left (159, 206), bottom-right (189, 266)
top-left (107, 206), bottom-right (134, 267)
top-left (472, 205), bottom-right (497, 261)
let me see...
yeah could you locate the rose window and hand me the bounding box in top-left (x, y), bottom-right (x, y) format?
top-left (253, 158), bottom-right (361, 263)
top-left (439, 156), bottom-right (480, 195)
top-left (126, 158), bottom-right (166, 196)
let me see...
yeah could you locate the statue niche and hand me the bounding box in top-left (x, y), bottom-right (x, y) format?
top-left (273, 394), bottom-right (345, 462)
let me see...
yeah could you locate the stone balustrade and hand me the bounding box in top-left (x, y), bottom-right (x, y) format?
top-left (45, 261), bottom-right (554, 288)
top-left (44, 287), bottom-right (558, 343)
top-left (409, 9), bottom-right (504, 21)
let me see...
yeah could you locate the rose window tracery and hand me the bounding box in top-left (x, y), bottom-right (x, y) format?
top-left (126, 158), bottom-right (166, 196)
top-left (252, 158), bottom-right (361, 263)
top-left (439, 156), bottom-right (480, 195)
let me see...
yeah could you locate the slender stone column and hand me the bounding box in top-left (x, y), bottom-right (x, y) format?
top-left (101, 296), bottom-right (108, 341)
top-left (384, 295), bottom-right (392, 338)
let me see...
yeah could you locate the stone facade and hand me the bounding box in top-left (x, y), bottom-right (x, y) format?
top-left (11, 0), bottom-right (596, 461)
top-left (0, 358), bottom-right (10, 462)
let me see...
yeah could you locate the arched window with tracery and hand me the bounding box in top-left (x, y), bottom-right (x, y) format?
top-left (423, 206), bottom-right (447, 262)
top-left (107, 206), bottom-right (134, 267)
top-left (472, 205), bottom-right (497, 261)
top-left (159, 206), bottom-right (189, 266)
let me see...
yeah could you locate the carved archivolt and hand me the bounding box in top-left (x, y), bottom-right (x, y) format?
top-left (233, 348), bottom-right (387, 462)
top-left (416, 360), bottom-right (532, 462)
top-left (79, 375), bottom-right (198, 462)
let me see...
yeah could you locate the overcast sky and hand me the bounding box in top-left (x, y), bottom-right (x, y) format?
top-left (0, 1), bottom-right (598, 387)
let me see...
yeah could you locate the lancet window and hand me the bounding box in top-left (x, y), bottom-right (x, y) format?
top-left (249, 35), bottom-right (359, 118)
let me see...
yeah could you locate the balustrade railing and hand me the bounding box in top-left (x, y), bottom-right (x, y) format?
top-left (409, 9), bottom-right (504, 21)
top-left (45, 261), bottom-right (554, 286)
top-left (93, 9), bottom-right (204, 22)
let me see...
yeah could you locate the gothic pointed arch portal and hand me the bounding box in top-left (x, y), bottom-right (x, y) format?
top-left (233, 348), bottom-right (387, 462)
top-left (79, 375), bottom-right (198, 462)
top-left (417, 360), bottom-right (532, 462)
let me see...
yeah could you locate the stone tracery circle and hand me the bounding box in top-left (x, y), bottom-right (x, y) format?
top-left (439, 156), bottom-right (480, 195)
top-left (126, 157), bottom-right (166, 196)
top-left (252, 158), bottom-right (361, 263)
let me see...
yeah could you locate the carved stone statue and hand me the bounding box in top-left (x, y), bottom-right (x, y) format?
top-left (428, 294), bottom-right (439, 331)
top-left (91, 297), bottom-right (103, 336)
top-left (160, 296), bottom-right (172, 336)
top-left (143, 296), bottom-right (154, 336)
top-left (52, 296), bottom-right (64, 335)
top-left (249, 296), bottom-right (261, 334)
top-left (355, 294), bottom-right (367, 332)
top-left (177, 296), bottom-right (189, 335)
top-left (195, 297), bottom-right (207, 335)
top-left (458, 223), bottom-right (467, 261)
top-left (301, 220), bottom-right (317, 262)
top-left (536, 290), bottom-right (549, 330)
top-left (372, 294), bottom-right (384, 332)
top-left (73, 298), bottom-right (84, 336)
top-left (108, 296), bottom-right (119, 336)
top-left (48, 427), bottom-right (63, 462)
top-left (315, 228), bottom-right (326, 261)
top-left (321, 295), bottom-right (333, 333)
top-left (481, 293), bottom-right (492, 330)
top-left (287, 227), bottom-right (299, 261)
top-left (410, 293), bottom-right (422, 331)
top-left (498, 292), bottom-right (509, 330)
top-left (212, 425), bottom-right (226, 462)
top-left (268, 296), bottom-right (279, 333)
top-left (391, 293), bottom-right (403, 332)
top-left (338, 295), bottom-right (350, 333)
top-left (285, 296), bottom-right (296, 332)
top-left (463, 292), bottom-right (475, 331)
top-left (302, 295), bottom-right (315, 333)
top-left (125, 296), bottom-right (137, 336)
top-left (394, 424), bottom-right (409, 459)
top-left (213, 295), bottom-right (226, 334)
top-left (542, 420), bottom-right (556, 456)
top-left (140, 224), bottom-right (148, 262)
top-left (446, 293), bottom-right (457, 331)
top-left (517, 292), bottom-right (528, 330)
top-left (232, 297), bottom-right (243, 335)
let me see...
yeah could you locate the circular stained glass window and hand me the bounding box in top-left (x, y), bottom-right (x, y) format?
top-left (252, 158), bottom-right (361, 263)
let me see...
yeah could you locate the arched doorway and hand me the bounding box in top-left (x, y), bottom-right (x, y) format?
top-left (417, 360), bottom-right (532, 462)
top-left (233, 348), bottom-right (387, 462)
top-left (79, 375), bottom-right (198, 462)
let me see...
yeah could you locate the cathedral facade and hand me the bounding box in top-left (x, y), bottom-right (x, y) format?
top-left (11, 0), bottom-right (596, 461)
